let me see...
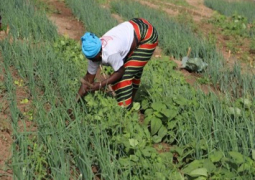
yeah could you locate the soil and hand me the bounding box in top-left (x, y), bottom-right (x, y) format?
top-left (0, 53), bottom-right (12, 180)
top-left (0, 36), bottom-right (36, 180)
top-left (142, 0), bottom-right (255, 73)
top-left (47, 0), bottom-right (85, 41)
top-left (0, 0), bottom-right (254, 177)
top-left (45, 0), bottom-right (225, 94)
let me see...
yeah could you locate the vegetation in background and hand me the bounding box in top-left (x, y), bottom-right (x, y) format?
top-left (111, 0), bottom-right (217, 60)
top-left (110, 0), bottom-right (255, 98)
top-left (149, 0), bottom-right (190, 7)
top-left (207, 11), bottom-right (255, 63)
top-left (204, 0), bottom-right (255, 23)
top-left (208, 12), bottom-right (253, 38)
top-left (31, 0), bottom-right (59, 14)
top-left (250, 38), bottom-right (255, 53)
top-left (0, 0), bottom-right (57, 41)
top-left (64, 0), bottom-right (118, 36)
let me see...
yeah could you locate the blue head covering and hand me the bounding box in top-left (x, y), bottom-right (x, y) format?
top-left (81, 32), bottom-right (101, 59)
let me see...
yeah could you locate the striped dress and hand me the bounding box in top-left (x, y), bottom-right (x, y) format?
top-left (112, 18), bottom-right (158, 109)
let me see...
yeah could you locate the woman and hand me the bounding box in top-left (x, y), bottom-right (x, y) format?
top-left (77, 18), bottom-right (158, 109)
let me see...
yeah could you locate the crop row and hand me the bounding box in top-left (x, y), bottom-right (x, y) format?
top-left (204, 0), bottom-right (255, 23)
top-left (0, 0), bottom-right (57, 41)
top-left (65, 0), bottom-right (255, 98)
top-left (0, 0), bottom-right (255, 179)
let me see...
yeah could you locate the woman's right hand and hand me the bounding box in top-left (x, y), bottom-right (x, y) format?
top-left (76, 82), bottom-right (89, 102)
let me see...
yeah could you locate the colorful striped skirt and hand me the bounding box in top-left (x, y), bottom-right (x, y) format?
top-left (112, 18), bottom-right (158, 109)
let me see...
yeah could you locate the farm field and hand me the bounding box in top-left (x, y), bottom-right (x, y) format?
top-left (0, 0), bottom-right (254, 179)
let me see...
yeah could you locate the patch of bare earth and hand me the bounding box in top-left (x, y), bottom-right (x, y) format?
top-left (135, 1), bottom-right (217, 92)
top-left (0, 32), bottom-right (12, 180)
top-left (0, 97), bottom-right (12, 180)
top-left (0, 26), bottom-right (37, 178)
top-left (135, 0), bottom-right (255, 89)
top-left (186, 0), bottom-right (213, 17)
top-left (47, 0), bottom-right (85, 41)
top-left (0, 62), bottom-right (37, 180)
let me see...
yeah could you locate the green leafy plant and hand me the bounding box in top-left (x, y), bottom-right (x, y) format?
top-left (205, 0), bottom-right (255, 23)
top-left (250, 38), bottom-right (255, 54)
top-left (1, 0), bottom-right (255, 179)
top-left (209, 12), bottom-right (248, 37)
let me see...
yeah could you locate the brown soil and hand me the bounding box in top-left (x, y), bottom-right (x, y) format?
top-left (0, 0), bottom-right (215, 178)
top-left (45, 0), bottom-right (218, 94)
top-left (138, 0), bottom-right (255, 72)
top-left (1, 0), bottom-right (253, 177)
top-left (0, 30), bottom-right (36, 179)
top-left (0, 31), bottom-right (6, 41)
top-left (47, 0), bottom-right (85, 41)
top-left (0, 65), bottom-right (37, 180)
top-left (186, 0), bottom-right (213, 17)
top-left (0, 31), bottom-right (12, 179)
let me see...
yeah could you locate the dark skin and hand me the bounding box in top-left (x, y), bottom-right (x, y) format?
top-left (77, 35), bottom-right (138, 103)
top-left (76, 50), bottom-right (125, 100)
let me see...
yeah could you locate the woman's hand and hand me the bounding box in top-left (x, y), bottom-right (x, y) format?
top-left (76, 72), bottom-right (96, 101)
top-left (76, 82), bottom-right (89, 101)
top-left (88, 82), bottom-right (101, 92)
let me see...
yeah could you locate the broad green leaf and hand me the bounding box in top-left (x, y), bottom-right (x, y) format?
top-left (228, 107), bottom-right (241, 116)
top-left (151, 117), bottom-right (162, 135)
top-left (135, 150), bottom-right (142, 157)
top-left (79, 54), bottom-right (84, 60)
top-left (237, 163), bottom-right (251, 173)
top-left (132, 102), bottom-right (140, 110)
top-left (174, 96), bottom-right (188, 107)
top-left (203, 159), bottom-right (216, 173)
top-left (145, 108), bottom-right (153, 117)
top-left (159, 152), bottom-right (173, 164)
top-left (152, 135), bottom-right (162, 143)
top-left (216, 168), bottom-right (236, 178)
top-left (167, 120), bottom-right (177, 129)
top-left (170, 146), bottom-right (184, 156)
top-left (151, 152), bottom-right (157, 159)
top-left (193, 177), bottom-right (207, 180)
top-left (141, 148), bottom-right (151, 157)
top-left (158, 125), bottom-right (167, 139)
top-left (209, 151), bottom-right (223, 163)
top-left (130, 155), bottom-right (139, 162)
top-left (144, 115), bottom-right (152, 125)
top-left (183, 160), bottom-right (203, 174)
top-left (161, 109), bottom-right (171, 118)
top-left (129, 139), bottom-right (138, 148)
top-left (188, 168), bottom-right (208, 178)
top-left (240, 98), bottom-right (252, 108)
top-left (166, 109), bottom-right (179, 120)
top-left (154, 111), bottom-right (164, 118)
top-left (141, 99), bottom-right (149, 110)
top-left (151, 102), bottom-right (166, 111)
top-left (228, 151), bottom-right (245, 164)
top-left (141, 159), bottom-right (150, 169)
top-left (171, 171), bottom-right (184, 180)
top-left (119, 157), bottom-right (129, 166)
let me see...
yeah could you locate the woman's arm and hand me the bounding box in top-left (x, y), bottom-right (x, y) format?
top-left (76, 72), bottom-right (96, 101)
top-left (77, 64), bottom-right (125, 96)
top-left (83, 72), bottom-right (96, 84)
top-left (89, 65), bottom-right (125, 91)
top-left (101, 65), bottom-right (125, 87)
